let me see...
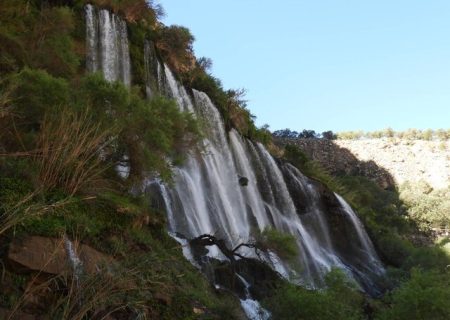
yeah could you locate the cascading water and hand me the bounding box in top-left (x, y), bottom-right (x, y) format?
top-left (85, 4), bottom-right (131, 86)
top-left (63, 236), bottom-right (83, 283)
top-left (155, 61), bottom-right (385, 295)
top-left (84, 7), bottom-right (386, 317)
top-left (237, 274), bottom-right (271, 320)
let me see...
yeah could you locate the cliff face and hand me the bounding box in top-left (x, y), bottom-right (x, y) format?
top-left (284, 138), bottom-right (450, 190)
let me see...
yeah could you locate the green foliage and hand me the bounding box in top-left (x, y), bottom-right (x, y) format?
top-left (400, 182), bottom-right (450, 230)
top-left (128, 22), bottom-right (149, 89)
top-left (30, 6), bottom-right (81, 77)
top-left (264, 269), bottom-right (364, 320)
top-left (336, 128), bottom-right (450, 141)
top-left (5, 70), bottom-right (200, 185)
top-left (156, 25), bottom-right (195, 73)
top-left (256, 228), bottom-right (299, 260)
top-left (10, 68), bottom-right (70, 130)
top-left (376, 269), bottom-right (450, 320)
top-left (0, 1), bottom-right (81, 76)
top-left (402, 246), bottom-right (450, 272)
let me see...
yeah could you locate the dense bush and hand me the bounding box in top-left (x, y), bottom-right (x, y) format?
top-left (156, 25), bottom-right (195, 74)
top-left (400, 181), bottom-right (450, 230)
top-left (10, 68), bottom-right (70, 132)
top-left (376, 269), bottom-right (450, 320)
top-left (0, 2), bottom-right (81, 76)
top-left (255, 228), bottom-right (299, 260)
top-left (264, 269), bottom-right (364, 320)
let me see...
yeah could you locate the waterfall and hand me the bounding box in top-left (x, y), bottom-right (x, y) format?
top-left (155, 61), bottom-right (385, 294)
top-left (85, 4), bottom-right (131, 86)
top-left (63, 236), bottom-right (83, 282)
top-left (84, 5), bottom-right (386, 309)
top-left (335, 194), bottom-right (385, 275)
top-left (237, 274), bottom-right (271, 320)
top-left (144, 40), bottom-right (166, 98)
top-left (163, 63), bottom-right (195, 113)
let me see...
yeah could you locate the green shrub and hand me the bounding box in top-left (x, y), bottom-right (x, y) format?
top-left (11, 68), bottom-right (70, 130)
top-left (402, 246), bottom-right (450, 272)
top-left (78, 74), bottom-right (201, 181)
top-left (264, 269), bottom-right (364, 320)
top-left (400, 182), bottom-right (450, 230)
top-left (256, 228), bottom-right (299, 260)
top-left (30, 6), bottom-right (80, 77)
top-left (376, 269), bottom-right (450, 320)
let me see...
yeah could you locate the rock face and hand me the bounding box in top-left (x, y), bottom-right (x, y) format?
top-left (281, 138), bottom-right (450, 189)
top-left (8, 236), bottom-right (113, 275)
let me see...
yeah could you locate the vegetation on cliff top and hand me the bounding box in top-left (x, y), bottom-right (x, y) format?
top-left (273, 127), bottom-right (450, 141)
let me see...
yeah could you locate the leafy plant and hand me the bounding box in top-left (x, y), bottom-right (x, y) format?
top-left (256, 228), bottom-right (299, 260)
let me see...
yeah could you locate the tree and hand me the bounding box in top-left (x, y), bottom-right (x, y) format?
top-left (421, 129), bottom-right (434, 141)
top-left (321, 131), bottom-right (336, 140)
top-left (273, 129), bottom-right (299, 139)
top-left (436, 129), bottom-right (448, 141)
top-left (190, 234), bottom-right (261, 263)
top-left (384, 127), bottom-right (395, 138)
top-left (298, 129), bottom-right (318, 139)
top-left (156, 25), bottom-right (195, 74)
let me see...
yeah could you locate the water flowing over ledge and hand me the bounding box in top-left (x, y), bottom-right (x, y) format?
top-left (85, 6), bottom-right (387, 316)
top-left (85, 4), bottom-right (131, 86)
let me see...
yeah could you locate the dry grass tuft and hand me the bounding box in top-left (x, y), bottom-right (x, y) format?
top-left (36, 108), bottom-right (113, 195)
top-left (0, 190), bottom-right (85, 236)
top-left (9, 259), bottom-right (149, 320)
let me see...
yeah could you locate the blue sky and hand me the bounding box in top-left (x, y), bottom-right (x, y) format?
top-left (160, 0), bottom-right (450, 132)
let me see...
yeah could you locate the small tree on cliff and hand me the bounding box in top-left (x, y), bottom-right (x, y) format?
top-left (321, 131), bottom-right (336, 140)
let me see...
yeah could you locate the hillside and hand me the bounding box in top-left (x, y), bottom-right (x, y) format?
top-left (337, 139), bottom-right (449, 189)
top-left (284, 138), bottom-right (450, 190)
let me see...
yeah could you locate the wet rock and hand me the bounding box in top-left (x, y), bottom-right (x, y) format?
top-left (208, 258), bottom-right (282, 301)
top-left (7, 236), bottom-right (113, 275)
top-left (238, 176), bottom-right (249, 186)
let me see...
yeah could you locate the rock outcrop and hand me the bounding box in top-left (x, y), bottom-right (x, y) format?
top-left (280, 138), bottom-right (450, 189)
top-left (7, 236), bottom-right (113, 275)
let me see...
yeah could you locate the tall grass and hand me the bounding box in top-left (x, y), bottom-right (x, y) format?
top-left (7, 250), bottom-right (148, 320)
top-left (36, 108), bottom-right (113, 195)
top-left (0, 189), bottom-right (75, 236)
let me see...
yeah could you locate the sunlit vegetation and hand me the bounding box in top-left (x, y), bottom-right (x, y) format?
top-left (273, 127), bottom-right (450, 140)
top-left (336, 128), bottom-right (450, 140)
top-left (255, 228), bottom-right (299, 260)
top-left (400, 181), bottom-right (450, 231)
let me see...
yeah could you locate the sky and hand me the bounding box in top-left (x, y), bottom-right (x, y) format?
top-left (159, 0), bottom-right (450, 133)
